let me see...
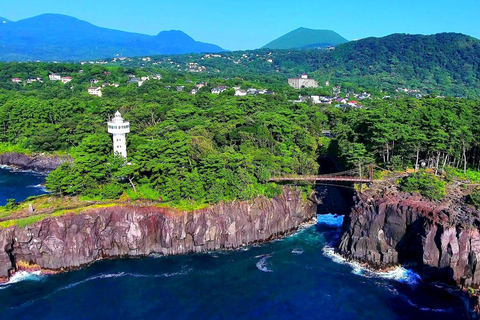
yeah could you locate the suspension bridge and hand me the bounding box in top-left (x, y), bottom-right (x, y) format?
top-left (269, 164), bottom-right (375, 184)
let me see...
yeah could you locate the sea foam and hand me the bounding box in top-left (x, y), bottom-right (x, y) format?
top-left (322, 246), bottom-right (421, 285)
top-left (1, 271), bottom-right (43, 287)
top-left (256, 255), bottom-right (273, 273)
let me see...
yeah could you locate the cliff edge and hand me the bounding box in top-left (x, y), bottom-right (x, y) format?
top-left (338, 184), bottom-right (480, 287)
top-left (0, 188), bottom-right (316, 280)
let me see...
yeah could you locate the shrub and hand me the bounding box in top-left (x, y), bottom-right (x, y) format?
top-left (4, 198), bottom-right (18, 211)
top-left (470, 189), bottom-right (480, 209)
top-left (86, 183), bottom-right (124, 200)
top-left (401, 170), bottom-right (446, 200)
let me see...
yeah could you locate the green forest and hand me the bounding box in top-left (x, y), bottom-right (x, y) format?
top-left (0, 54), bottom-right (479, 205)
top-left (109, 33), bottom-right (480, 99)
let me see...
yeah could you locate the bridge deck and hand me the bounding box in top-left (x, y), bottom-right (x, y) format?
top-left (269, 176), bottom-right (372, 183)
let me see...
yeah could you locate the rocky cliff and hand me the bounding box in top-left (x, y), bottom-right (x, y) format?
top-left (0, 152), bottom-right (71, 172)
top-left (0, 188), bottom-right (315, 281)
top-left (338, 186), bottom-right (480, 288)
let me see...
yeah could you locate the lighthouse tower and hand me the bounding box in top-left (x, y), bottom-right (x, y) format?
top-left (107, 111), bottom-right (130, 158)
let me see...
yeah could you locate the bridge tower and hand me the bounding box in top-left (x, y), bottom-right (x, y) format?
top-left (107, 111), bottom-right (130, 158)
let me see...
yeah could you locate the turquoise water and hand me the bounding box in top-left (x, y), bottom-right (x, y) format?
top-left (0, 167), bottom-right (47, 205)
top-left (0, 169), bottom-right (469, 319)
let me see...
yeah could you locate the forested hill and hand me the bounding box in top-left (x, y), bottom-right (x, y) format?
top-left (323, 33), bottom-right (480, 96)
top-left (262, 28), bottom-right (348, 49)
top-left (119, 32), bottom-right (480, 98)
top-left (0, 14), bottom-right (225, 61)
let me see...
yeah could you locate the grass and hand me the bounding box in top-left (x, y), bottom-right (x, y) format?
top-left (0, 214), bottom-right (48, 228)
top-left (446, 167), bottom-right (480, 184)
top-left (0, 142), bottom-right (33, 155)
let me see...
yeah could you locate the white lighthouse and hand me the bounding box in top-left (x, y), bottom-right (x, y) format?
top-left (107, 111), bottom-right (130, 158)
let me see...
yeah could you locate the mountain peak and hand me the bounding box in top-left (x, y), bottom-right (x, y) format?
top-left (262, 28), bottom-right (348, 49)
top-left (0, 14), bottom-right (224, 61)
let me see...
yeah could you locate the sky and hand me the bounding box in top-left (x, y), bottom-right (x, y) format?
top-left (1, 0), bottom-right (479, 50)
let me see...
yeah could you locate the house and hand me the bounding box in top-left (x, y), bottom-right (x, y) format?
top-left (235, 89), bottom-right (247, 96)
top-left (61, 76), bottom-right (72, 84)
top-left (288, 74), bottom-right (318, 89)
top-left (247, 88), bottom-right (257, 95)
top-left (11, 78), bottom-right (22, 83)
top-left (88, 87), bottom-right (102, 97)
top-left (26, 78), bottom-right (37, 84)
top-left (152, 74), bottom-right (162, 80)
top-left (196, 82), bottom-right (206, 89)
top-left (165, 86), bottom-right (171, 90)
top-left (127, 78), bottom-right (143, 86)
top-left (90, 79), bottom-right (99, 84)
top-left (211, 86), bottom-right (227, 94)
top-left (190, 88), bottom-right (199, 95)
top-left (49, 73), bottom-right (61, 81)
top-left (348, 100), bottom-right (358, 106)
top-left (103, 71), bottom-right (111, 76)
top-left (141, 76), bottom-right (150, 82)
top-left (176, 86), bottom-right (184, 92)
top-left (322, 130), bottom-right (335, 138)
top-left (310, 95), bottom-right (321, 104)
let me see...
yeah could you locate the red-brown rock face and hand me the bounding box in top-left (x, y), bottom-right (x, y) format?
top-left (339, 188), bottom-right (480, 287)
top-left (0, 188), bottom-right (315, 279)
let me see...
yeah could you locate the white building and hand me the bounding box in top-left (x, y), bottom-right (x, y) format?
top-left (49, 73), bottom-right (61, 81)
top-left (288, 74), bottom-right (318, 89)
top-left (235, 89), bottom-right (247, 96)
top-left (61, 76), bottom-right (72, 84)
top-left (88, 86), bottom-right (102, 97)
top-left (107, 111), bottom-right (130, 158)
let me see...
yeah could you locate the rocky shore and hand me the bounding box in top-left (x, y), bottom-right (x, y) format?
top-left (338, 184), bottom-right (480, 317)
top-left (0, 188), bottom-right (316, 281)
top-left (338, 185), bottom-right (480, 286)
top-left (0, 152), bottom-right (71, 172)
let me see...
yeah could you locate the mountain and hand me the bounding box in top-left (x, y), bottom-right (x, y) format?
top-left (0, 14), bottom-right (225, 61)
top-left (321, 33), bottom-right (480, 94)
top-left (262, 27), bottom-right (348, 49)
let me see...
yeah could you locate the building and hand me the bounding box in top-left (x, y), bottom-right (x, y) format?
top-left (235, 89), bottom-right (247, 96)
top-left (107, 111), bottom-right (130, 158)
top-left (211, 86), bottom-right (227, 94)
top-left (61, 76), bottom-right (72, 84)
top-left (88, 86), bottom-right (102, 97)
top-left (11, 78), bottom-right (22, 83)
top-left (287, 74), bottom-right (318, 89)
top-left (49, 73), bottom-right (61, 81)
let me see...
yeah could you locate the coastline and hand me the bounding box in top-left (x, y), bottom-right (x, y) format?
top-left (0, 187), bottom-right (316, 282)
top-left (337, 185), bottom-right (480, 318)
top-left (0, 152), bottom-right (71, 172)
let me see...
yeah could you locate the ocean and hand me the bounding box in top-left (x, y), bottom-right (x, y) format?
top-left (0, 167), bottom-right (47, 206)
top-left (0, 168), bottom-right (468, 319)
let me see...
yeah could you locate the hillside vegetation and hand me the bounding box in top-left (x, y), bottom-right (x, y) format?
top-left (121, 33), bottom-right (480, 98)
top-left (262, 28), bottom-right (348, 49)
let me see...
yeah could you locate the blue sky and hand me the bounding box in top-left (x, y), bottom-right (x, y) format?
top-left (1, 0), bottom-right (479, 50)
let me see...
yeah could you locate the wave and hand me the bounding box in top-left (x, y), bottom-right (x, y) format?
top-left (26, 184), bottom-right (48, 192)
top-left (256, 255), bottom-right (273, 273)
top-left (322, 246), bottom-right (421, 285)
top-left (291, 248), bottom-right (304, 255)
top-left (0, 271), bottom-right (44, 288)
top-left (316, 214), bottom-right (344, 227)
top-left (0, 165), bottom-right (47, 176)
top-left (406, 298), bottom-right (454, 313)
